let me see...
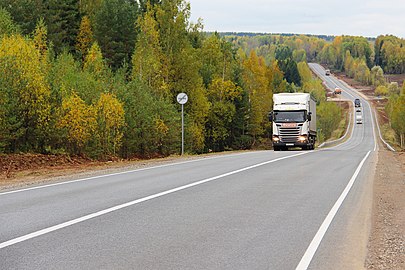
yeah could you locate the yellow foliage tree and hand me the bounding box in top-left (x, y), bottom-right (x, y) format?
top-left (243, 50), bottom-right (272, 143)
top-left (33, 18), bottom-right (48, 58)
top-left (132, 3), bottom-right (168, 96)
top-left (83, 42), bottom-right (106, 80)
top-left (206, 78), bottom-right (242, 150)
top-left (208, 78), bottom-right (242, 102)
top-left (297, 61), bottom-right (312, 83)
top-left (154, 115), bottom-right (169, 151)
top-left (58, 92), bottom-right (97, 154)
top-left (95, 93), bottom-right (125, 156)
top-left (0, 34), bottom-right (51, 151)
top-left (76, 16), bottom-right (93, 60)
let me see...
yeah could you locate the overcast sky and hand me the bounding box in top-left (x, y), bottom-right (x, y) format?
top-left (188, 0), bottom-right (405, 38)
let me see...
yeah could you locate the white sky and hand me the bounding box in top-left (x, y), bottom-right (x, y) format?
top-left (188, 0), bottom-right (405, 38)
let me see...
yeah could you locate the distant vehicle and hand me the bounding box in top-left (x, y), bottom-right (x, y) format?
top-left (354, 98), bottom-right (361, 107)
top-left (356, 111), bottom-right (363, 124)
top-left (269, 93), bottom-right (316, 151)
top-left (325, 69), bottom-right (331, 76)
top-left (334, 87), bottom-right (342, 94)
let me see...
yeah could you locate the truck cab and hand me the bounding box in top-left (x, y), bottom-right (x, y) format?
top-left (269, 93), bottom-right (317, 151)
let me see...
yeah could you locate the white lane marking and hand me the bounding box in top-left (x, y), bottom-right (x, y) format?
top-left (309, 63), bottom-right (377, 152)
top-left (372, 107), bottom-right (395, 151)
top-left (329, 71), bottom-right (377, 152)
top-left (295, 150), bottom-right (371, 270)
top-left (0, 151), bottom-right (260, 196)
top-left (0, 152), bottom-right (309, 249)
top-left (367, 100), bottom-right (378, 152)
top-left (319, 112), bottom-right (354, 150)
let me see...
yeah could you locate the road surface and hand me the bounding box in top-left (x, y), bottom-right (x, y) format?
top-left (0, 64), bottom-right (377, 269)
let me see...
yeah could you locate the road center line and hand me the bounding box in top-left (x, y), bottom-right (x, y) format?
top-left (295, 150), bottom-right (371, 270)
top-left (0, 152), bottom-right (308, 250)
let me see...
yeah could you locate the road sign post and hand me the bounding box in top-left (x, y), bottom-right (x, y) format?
top-left (176, 93), bottom-right (188, 155)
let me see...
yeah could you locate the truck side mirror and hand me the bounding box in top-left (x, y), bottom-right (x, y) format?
top-left (307, 112), bottom-right (312, 121)
top-left (268, 111), bottom-right (273, 122)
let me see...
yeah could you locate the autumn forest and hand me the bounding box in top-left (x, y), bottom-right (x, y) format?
top-left (0, 0), bottom-right (404, 159)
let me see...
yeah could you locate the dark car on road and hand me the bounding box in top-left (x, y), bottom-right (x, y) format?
top-left (354, 98), bottom-right (361, 107)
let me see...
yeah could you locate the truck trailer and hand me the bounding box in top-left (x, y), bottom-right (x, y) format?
top-left (269, 93), bottom-right (317, 150)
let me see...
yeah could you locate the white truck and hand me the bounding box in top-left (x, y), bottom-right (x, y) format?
top-left (269, 93), bottom-right (317, 150)
top-left (355, 108), bottom-right (363, 124)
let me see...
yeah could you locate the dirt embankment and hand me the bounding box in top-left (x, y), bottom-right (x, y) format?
top-left (0, 154), bottom-right (112, 188)
top-left (0, 153), bottom-right (179, 190)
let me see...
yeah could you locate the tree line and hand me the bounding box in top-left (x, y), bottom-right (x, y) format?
top-left (230, 33), bottom-right (404, 148)
top-left (1, 0), bottom-right (346, 159)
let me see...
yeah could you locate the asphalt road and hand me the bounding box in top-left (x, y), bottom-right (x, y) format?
top-left (0, 64), bottom-right (377, 270)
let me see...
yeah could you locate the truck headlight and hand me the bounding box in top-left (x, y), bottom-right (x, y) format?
top-left (298, 136), bottom-right (307, 142)
top-left (272, 136), bottom-right (280, 142)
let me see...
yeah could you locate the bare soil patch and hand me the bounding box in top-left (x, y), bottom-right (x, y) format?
top-left (0, 152), bottom-right (241, 191)
top-left (385, 74), bottom-right (405, 87)
top-left (0, 153), bottom-right (177, 190)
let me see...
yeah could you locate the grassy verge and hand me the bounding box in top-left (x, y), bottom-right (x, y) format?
top-left (329, 103), bottom-right (350, 141)
top-left (380, 123), bottom-right (401, 151)
top-left (316, 101), bottom-right (350, 147)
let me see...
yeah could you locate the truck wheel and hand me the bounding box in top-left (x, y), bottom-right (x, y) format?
top-left (273, 146), bottom-right (280, 151)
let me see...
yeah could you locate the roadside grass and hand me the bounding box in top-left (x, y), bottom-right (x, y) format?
top-left (380, 123), bottom-right (402, 151)
top-left (375, 104), bottom-right (403, 151)
top-left (316, 101), bottom-right (350, 147)
top-left (330, 105), bottom-right (350, 141)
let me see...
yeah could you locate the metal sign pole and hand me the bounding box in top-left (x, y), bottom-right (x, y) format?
top-left (181, 103), bottom-right (184, 155)
top-left (176, 93), bottom-right (188, 156)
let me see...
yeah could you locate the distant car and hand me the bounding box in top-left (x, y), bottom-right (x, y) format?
top-left (334, 87), bottom-right (342, 94)
top-left (325, 69), bottom-right (331, 76)
top-left (354, 98), bottom-right (361, 107)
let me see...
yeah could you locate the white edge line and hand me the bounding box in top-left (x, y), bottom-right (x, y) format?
top-left (295, 150), bottom-right (371, 270)
top-left (0, 152), bottom-right (309, 249)
top-left (318, 112), bottom-right (352, 148)
top-left (335, 69), bottom-right (391, 152)
top-left (310, 64), bottom-right (377, 152)
top-left (373, 107), bottom-right (395, 152)
top-left (367, 100), bottom-right (378, 152)
top-left (333, 75), bottom-right (377, 151)
top-left (319, 103), bottom-right (356, 151)
top-left (309, 64), bottom-right (354, 150)
top-left (0, 151), bottom-right (260, 196)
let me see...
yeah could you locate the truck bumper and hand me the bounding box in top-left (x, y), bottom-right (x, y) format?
top-left (273, 142), bottom-right (309, 147)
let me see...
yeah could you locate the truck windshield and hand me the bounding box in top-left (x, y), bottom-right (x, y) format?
top-left (274, 111), bottom-right (306, 122)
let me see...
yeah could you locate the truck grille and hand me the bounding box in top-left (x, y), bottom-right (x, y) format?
top-left (279, 127), bottom-right (300, 142)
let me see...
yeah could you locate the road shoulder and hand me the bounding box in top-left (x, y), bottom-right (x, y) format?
top-left (366, 150), bottom-right (405, 269)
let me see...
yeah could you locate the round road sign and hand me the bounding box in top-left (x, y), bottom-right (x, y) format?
top-left (177, 93), bottom-right (188, 105)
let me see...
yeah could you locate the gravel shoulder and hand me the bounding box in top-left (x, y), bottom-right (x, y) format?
top-left (366, 149), bottom-right (405, 269)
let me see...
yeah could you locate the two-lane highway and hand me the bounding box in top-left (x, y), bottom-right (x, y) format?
top-left (1, 65), bottom-right (377, 269)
